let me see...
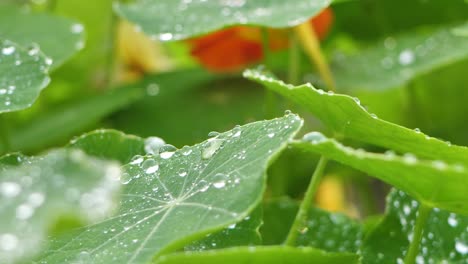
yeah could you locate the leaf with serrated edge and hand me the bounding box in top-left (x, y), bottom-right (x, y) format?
top-left (0, 40), bottom-right (50, 113)
top-left (0, 149), bottom-right (121, 263)
top-left (37, 114), bottom-right (302, 263)
top-left (292, 133), bottom-right (468, 215)
top-left (0, 6), bottom-right (85, 69)
top-left (331, 22), bottom-right (468, 91)
top-left (115, 0), bottom-right (330, 41)
top-left (244, 69), bottom-right (468, 164)
top-left (361, 189), bottom-right (468, 264)
top-left (155, 246), bottom-right (359, 264)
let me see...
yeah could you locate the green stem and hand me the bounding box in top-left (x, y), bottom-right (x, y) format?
top-left (0, 116), bottom-right (11, 155)
top-left (260, 28), bottom-right (277, 118)
top-left (288, 29), bottom-right (300, 85)
top-left (284, 156), bottom-right (329, 246)
top-left (103, 12), bottom-right (119, 88)
top-left (404, 204), bottom-right (431, 264)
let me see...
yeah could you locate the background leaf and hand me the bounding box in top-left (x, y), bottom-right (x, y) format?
top-left (361, 189), bottom-right (468, 264)
top-left (245, 69), bottom-right (468, 164)
top-left (0, 6), bottom-right (85, 69)
top-left (292, 134), bottom-right (468, 214)
top-left (38, 114), bottom-right (302, 263)
top-left (0, 149), bottom-right (121, 263)
top-left (155, 246), bottom-right (359, 264)
top-left (0, 40), bottom-right (50, 113)
top-left (261, 198), bottom-right (362, 252)
top-left (115, 0), bottom-right (330, 41)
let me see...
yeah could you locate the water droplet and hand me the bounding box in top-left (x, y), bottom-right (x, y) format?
top-left (28, 192), bottom-right (45, 207)
top-left (130, 155), bottom-right (144, 165)
top-left (71, 23), bottom-right (84, 34)
top-left (159, 33), bottom-right (173, 41)
top-left (146, 83), bottom-right (160, 96)
top-left (16, 204), bottom-right (34, 220)
top-left (267, 133), bottom-right (275, 138)
top-left (414, 128), bottom-right (421, 133)
top-left (2, 46), bottom-right (15, 55)
top-left (403, 205), bottom-right (411, 215)
top-left (0, 182), bottom-right (21, 198)
top-left (399, 49), bottom-right (415, 65)
top-left (142, 159), bottom-right (159, 174)
top-left (302, 131), bottom-right (327, 144)
top-left (178, 169), bottom-right (187, 177)
top-left (208, 131), bottom-right (220, 138)
top-left (432, 160), bottom-right (447, 170)
top-left (202, 139), bottom-right (223, 159)
top-left (353, 97), bottom-right (360, 104)
top-left (227, 223), bottom-right (236, 229)
top-left (181, 146), bottom-right (192, 156)
top-left (231, 126), bottom-right (242, 138)
top-left (159, 144), bottom-right (177, 159)
top-left (144, 137), bottom-right (165, 155)
top-left (198, 180), bottom-right (210, 192)
top-left (284, 110), bottom-right (292, 115)
top-left (0, 234), bottom-right (18, 251)
top-left (448, 213), bottom-right (458, 227)
top-left (403, 153), bottom-right (418, 164)
top-left (455, 241), bottom-right (468, 255)
top-left (213, 180), bottom-right (226, 189)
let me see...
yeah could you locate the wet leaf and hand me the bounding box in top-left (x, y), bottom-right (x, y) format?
top-left (37, 114), bottom-right (302, 263)
top-left (331, 22), bottom-right (468, 91)
top-left (0, 6), bottom-right (85, 69)
top-left (0, 149), bottom-right (121, 263)
top-left (184, 206), bottom-right (262, 251)
top-left (115, 0), bottom-right (330, 41)
top-left (0, 40), bottom-right (50, 113)
top-left (244, 69), bottom-right (468, 164)
top-left (155, 246), bottom-right (359, 264)
top-left (361, 190), bottom-right (468, 264)
top-left (292, 133), bottom-right (468, 214)
top-left (262, 198), bottom-right (362, 252)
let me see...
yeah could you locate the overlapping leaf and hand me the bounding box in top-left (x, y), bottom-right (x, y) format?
top-left (155, 246), bottom-right (359, 264)
top-left (244, 69), bottom-right (468, 164)
top-left (0, 149), bottom-right (121, 263)
top-left (0, 40), bottom-right (50, 113)
top-left (37, 114), bottom-right (302, 263)
top-left (262, 198), bottom-right (362, 252)
top-left (330, 21), bottom-right (468, 91)
top-left (0, 6), bottom-right (85, 69)
top-left (292, 132), bottom-right (468, 214)
top-left (115, 0), bottom-right (330, 41)
top-left (361, 190), bottom-right (468, 264)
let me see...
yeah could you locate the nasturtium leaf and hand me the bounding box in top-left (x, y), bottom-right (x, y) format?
top-left (115, 0), bottom-right (330, 41)
top-left (331, 22), bottom-right (468, 91)
top-left (184, 206), bottom-right (262, 251)
top-left (292, 133), bottom-right (468, 215)
top-left (155, 246), bottom-right (359, 264)
top-left (69, 129), bottom-right (146, 164)
top-left (5, 85), bottom-right (143, 153)
top-left (262, 198), bottom-right (362, 253)
top-left (361, 190), bottom-right (468, 264)
top-left (0, 149), bottom-right (121, 263)
top-left (0, 40), bottom-right (50, 113)
top-left (244, 69), bottom-right (468, 164)
top-left (38, 114), bottom-right (302, 263)
top-left (0, 6), bottom-right (85, 69)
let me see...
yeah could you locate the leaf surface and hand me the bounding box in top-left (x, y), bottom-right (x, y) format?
top-left (115, 0), bottom-right (330, 41)
top-left (38, 114), bottom-right (302, 263)
top-left (0, 149), bottom-right (121, 263)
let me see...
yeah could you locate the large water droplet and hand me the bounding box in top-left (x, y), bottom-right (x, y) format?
top-left (0, 182), bottom-right (21, 198)
top-left (0, 233), bottom-right (18, 251)
top-left (144, 137), bottom-right (166, 155)
top-left (398, 49), bottom-right (415, 65)
top-left (302, 131), bottom-right (327, 144)
top-left (142, 159), bottom-right (159, 174)
top-left (202, 139), bottom-right (224, 159)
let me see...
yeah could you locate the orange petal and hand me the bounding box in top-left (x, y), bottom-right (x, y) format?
top-left (310, 7), bottom-right (334, 40)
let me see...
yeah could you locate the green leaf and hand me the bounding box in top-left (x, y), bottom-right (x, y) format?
top-left (115, 0), bottom-right (330, 41)
top-left (184, 206), bottom-right (262, 251)
top-left (69, 129), bottom-right (146, 164)
top-left (0, 6), bottom-right (85, 69)
top-left (331, 22), bottom-right (468, 91)
top-left (262, 198), bottom-right (362, 253)
top-left (155, 246), bottom-right (359, 264)
top-left (0, 149), bottom-right (122, 263)
top-left (0, 40), bottom-right (50, 113)
top-left (361, 190), bottom-right (468, 264)
top-left (38, 114), bottom-right (302, 263)
top-left (244, 69), bottom-right (468, 164)
top-left (292, 133), bottom-right (468, 214)
top-left (5, 85), bottom-right (143, 153)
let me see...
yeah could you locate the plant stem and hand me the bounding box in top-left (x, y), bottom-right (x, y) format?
top-left (404, 203), bottom-right (431, 264)
top-left (288, 29), bottom-right (300, 85)
top-left (261, 28), bottom-right (277, 118)
top-left (103, 11), bottom-right (119, 88)
top-left (294, 22), bottom-right (336, 91)
top-left (284, 156), bottom-right (329, 246)
top-left (0, 116), bottom-right (10, 155)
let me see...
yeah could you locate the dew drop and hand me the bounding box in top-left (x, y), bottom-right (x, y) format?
top-left (144, 137), bottom-right (165, 155)
top-left (71, 23), bottom-right (84, 34)
top-left (2, 46), bottom-right (15, 55)
top-left (142, 159), bottom-right (159, 174)
top-left (0, 182), bottom-right (21, 198)
top-left (0, 234), bottom-right (18, 251)
top-left (16, 204), bottom-right (34, 220)
top-left (213, 180), bottom-right (226, 189)
top-left (267, 133), bottom-right (275, 138)
top-left (399, 49), bottom-right (415, 65)
top-left (146, 83), bottom-right (160, 96)
top-left (403, 153), bottom-right (418, 164)
top-left (302, 131), bottom-right (327, 144)
top-left (455, 241), bottom-right (468, 255)
top-left (448, 213), bottom-right (458, 227)
top-left (202, 139), bottom-right (223, 159)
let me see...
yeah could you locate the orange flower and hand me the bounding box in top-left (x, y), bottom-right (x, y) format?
top-left (188, 8), bottom-right (333, 72)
